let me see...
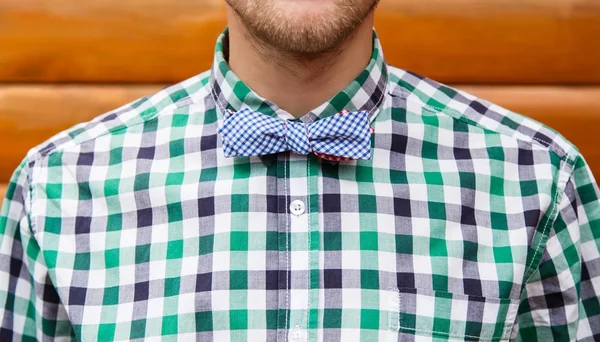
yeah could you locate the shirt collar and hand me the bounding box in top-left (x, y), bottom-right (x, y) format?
top-left (209, 27), bottom-right (389, 125)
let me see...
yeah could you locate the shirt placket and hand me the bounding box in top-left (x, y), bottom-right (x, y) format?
top-left (279, 152), bottom-right (313, 342)
top-left (306, 154), bottom-right (321, 342)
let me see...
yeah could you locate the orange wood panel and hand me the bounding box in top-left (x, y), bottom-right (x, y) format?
top-left (0, 0), bottom-right (599, 84)
top-left (0, 0), bottom-right (227, 83)
top-left (0, 85), bottom-right (598, 181)
top-left (0, 184), bottom-right (6, 201)
top-left (375, 0), bottom-right (600, 84)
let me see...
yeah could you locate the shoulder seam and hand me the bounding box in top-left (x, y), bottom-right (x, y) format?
top-left (18, 156), bottom-right (38, 236)
top-left (387, 83), bottom-right (578, 165)
top-left (26, 81), bottom-right (212, 165)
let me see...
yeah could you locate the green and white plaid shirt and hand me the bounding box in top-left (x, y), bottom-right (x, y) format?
top-left (1, 28), bottom-right (599, 342)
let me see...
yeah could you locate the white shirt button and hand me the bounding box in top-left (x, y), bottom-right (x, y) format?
top-left (291, 324), bottom-right (304, 342)
top-left (289, 200), bottom-right (305, 216)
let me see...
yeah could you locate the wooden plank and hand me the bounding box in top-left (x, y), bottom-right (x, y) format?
top-left (0, 0), bottom-right (599, 84)
top-left (0, 0), bottom-right (227, 83)
top-left (0, 85), bottom-right (599, 181)
top-left (376, 0), bottom-right (600, 84)
top-left (0, 184), bottom-right (6, 201)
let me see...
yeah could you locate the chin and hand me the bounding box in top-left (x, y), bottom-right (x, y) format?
top-left (273, 2), bottom-right (341, 29)
top-left (274, 0), bottom-right (334, 6)
top-left (272, 0), bottom-right (336, 19)
top-left (229, 0), bottom-right (376, 55)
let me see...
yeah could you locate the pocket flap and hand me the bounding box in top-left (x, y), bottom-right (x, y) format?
top-left (389, 287), bottom-right (519, 341)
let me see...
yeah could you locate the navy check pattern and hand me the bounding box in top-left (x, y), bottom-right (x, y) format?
top-left (0, 28), bottom-right (599, 342)
top-left (219, 108), bottom-right (372, 160)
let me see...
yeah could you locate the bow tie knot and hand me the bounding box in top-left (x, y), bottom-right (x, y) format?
top-left (285, 121), bottom-right (313, 155)
top-left (218, 108), bottom-right (373, 161)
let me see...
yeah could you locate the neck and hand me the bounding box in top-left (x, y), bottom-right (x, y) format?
top-left (226, 11), bottom-right (375, 118)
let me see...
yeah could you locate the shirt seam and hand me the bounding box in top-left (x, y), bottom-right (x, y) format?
top-left (19, 156), bottom-right (37, 236)
top-left (520, 152), bottom-right (579, 290)
top-left (26, 82), bottom-right (211, 168)
top-left (284, 154), bottom-right (290, 341)
top-left (387, 84), bottom-right (576, 165)
top-left (306, 155), bottom-right (311, 336)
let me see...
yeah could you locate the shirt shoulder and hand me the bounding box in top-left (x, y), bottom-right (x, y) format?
top-left (23, 69), bottom-right (213, 165)
top-left (386, 66), bottom-right (580, 166)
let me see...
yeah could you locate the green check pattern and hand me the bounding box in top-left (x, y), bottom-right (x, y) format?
top-left (1, 28), bottom-right (599, 342)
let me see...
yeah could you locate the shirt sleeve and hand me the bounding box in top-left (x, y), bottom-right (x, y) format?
top-left (513, 153), bottom-right (600, 341)
top-left (0, 158), bottom-right (74, 341)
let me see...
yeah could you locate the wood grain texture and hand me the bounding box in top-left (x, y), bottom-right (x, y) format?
top-left (0, 184), bottom-right (6, 201)
top-left (0, 0), bottom-right (599, 83)
top-left (0, 85), bottom-right (598, 181)
top-left (376, 0), bottom-right (600, 84)
top-left (0, 0), bottom-right (227, 83)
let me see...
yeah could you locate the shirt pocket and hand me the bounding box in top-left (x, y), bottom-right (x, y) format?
top-left (387, 287), bottom-right (519, 342)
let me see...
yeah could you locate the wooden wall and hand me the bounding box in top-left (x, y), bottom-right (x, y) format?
top-left (0, 0), bottom-right (599, 197)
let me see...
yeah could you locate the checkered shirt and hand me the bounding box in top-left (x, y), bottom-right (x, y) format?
top-left (1, 28), bottom-right (599, 342)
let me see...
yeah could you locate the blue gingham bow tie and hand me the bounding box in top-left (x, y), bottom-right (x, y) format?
top-left (218, 108), bottom-right (373, 161)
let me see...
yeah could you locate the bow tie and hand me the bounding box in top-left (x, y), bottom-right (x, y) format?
top-left (218, 108), bottom-right (374, 162)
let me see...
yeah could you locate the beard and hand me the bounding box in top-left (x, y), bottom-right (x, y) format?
top-left (225, 0), bottom-right (380, 56)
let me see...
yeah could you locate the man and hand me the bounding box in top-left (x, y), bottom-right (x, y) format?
top-left (1, 0), bottom-right (599, 341)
